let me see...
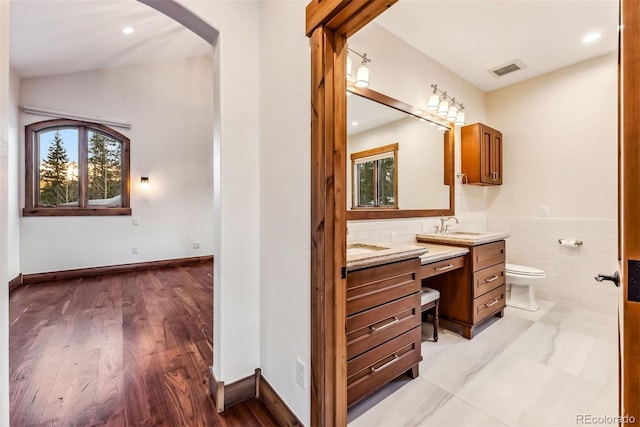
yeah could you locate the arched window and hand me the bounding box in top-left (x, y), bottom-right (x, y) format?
top-left (24, 119), bottom-right (131, 216)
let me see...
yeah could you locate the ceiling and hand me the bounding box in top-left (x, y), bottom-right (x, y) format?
top-left (10, 1), bottom-right (619, 91)
top-left (9, 0), bottom-right (211, 78)
top-left (374, 0), bottom-right (619, 92)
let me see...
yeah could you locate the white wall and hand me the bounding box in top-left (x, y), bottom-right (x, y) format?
top-left (347, 23), bottom-right (491, 245)
top-left (174, 0), bottom-right (262, 393)
top-left (259, 1), bottom-right (310, 423)
top-left (0, 1), bottom-right (11, 424)
top-left (19, 55), bottom-right (215, 274)
top-left (8, 68), bottom-right (20, 280)
top-left (486, 53), bottom-right (617, 220)
top-left (487, 53), bottom-right (619, 313)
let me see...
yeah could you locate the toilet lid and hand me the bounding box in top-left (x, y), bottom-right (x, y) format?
top-left (506, 263), bottom-right (545, 277)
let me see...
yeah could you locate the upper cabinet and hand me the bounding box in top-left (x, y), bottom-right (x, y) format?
top-left (461, 123), bottom-right (503, 185)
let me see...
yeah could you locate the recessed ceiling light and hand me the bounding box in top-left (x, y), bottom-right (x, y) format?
top-left (122, 27), bottom-right (135, 35)
top-left (582, 32), bottom-right (602, 43)
top-left (351, 121), bottom-right (358, 126)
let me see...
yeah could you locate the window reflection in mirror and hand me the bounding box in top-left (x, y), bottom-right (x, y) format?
top-left (351, 143), bottom-right (398, 209)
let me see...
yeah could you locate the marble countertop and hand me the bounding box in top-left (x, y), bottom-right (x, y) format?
top-left (414, 242), bottom-right (469, 264)
top-left (346, 242), bottom-right (428, 271)
top-left (416, 231), bottom-right (510, 246)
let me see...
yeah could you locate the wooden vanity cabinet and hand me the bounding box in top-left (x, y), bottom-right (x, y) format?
top-left (422, 240), bottom-right (506, 339)
top-left (346, 257), bottom-right (422, 408)
top-left (461, 123), bottom-right (503, 185)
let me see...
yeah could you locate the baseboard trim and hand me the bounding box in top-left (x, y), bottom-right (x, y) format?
top-left (22, 255), bottom-right (213, 285)
top-left (209, 368), bottom-right (261, 413)
top-left (258, 375), bottom-right (304, 426)
top-left (9, 274), bottom-right (22, 293)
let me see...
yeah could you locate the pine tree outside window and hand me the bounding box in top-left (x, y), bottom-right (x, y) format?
top-left (24, 119), bottom-right (131, 216)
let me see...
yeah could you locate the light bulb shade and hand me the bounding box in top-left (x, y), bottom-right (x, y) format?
top-left (346, 54), bottom-right (353, 81)
top-left (437, 99), bottom-right (449, 116)
top-left (428, 94), bottom-right (440, 111)
top-left (446, 105), bottom-right (458, 121)
top-left (355, 64), bottom-right (369, 88)
top-left (455, 110), bottom-right (466, 126)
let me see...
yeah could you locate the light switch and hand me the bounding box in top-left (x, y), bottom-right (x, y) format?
top-left (133, 217), bottom-right (140, 225)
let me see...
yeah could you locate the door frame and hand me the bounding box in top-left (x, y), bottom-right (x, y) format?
top-left (620, 0), bottom-right (640, 424)
top-left (308, 0), bottom-right (636, 425)
top-left (305, 1), bottom-right (396, 426)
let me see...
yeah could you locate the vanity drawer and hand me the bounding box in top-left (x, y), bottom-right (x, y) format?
top-left (347, 293), bottom-right (420, 359)
top-left (472, 241), bottom-right (505, 271)
top-left (347, 258), bottom-right (421, 316)
top-left (421, 255), bottom-right (466, 279)
top-left (472, 263), bottom-right (505, 298)
top-left (347, 326), bottom-right (421, 407)
top-left (473, 284), bottom-right (506, 323)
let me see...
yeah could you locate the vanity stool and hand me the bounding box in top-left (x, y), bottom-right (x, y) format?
top-left (421, 287), bottom-right (440, 342)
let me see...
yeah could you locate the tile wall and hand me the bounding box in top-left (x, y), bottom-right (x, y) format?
top-left (488, 217), bottom-right (619, 315)
top-left (347, 215), bottom-right (619, 315)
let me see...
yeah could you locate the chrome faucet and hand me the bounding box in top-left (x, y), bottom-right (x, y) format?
top-left (439, 215), bottom-right (459, 233)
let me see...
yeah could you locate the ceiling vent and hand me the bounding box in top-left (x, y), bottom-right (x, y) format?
top-left (489, 59), bottom-right (527, 78)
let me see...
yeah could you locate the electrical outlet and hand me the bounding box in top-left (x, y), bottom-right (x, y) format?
top-left (540, 206), bottom-right (550, 217)
top-left (132, 247), bottom-right (139, 254)
top-left (391, 232), bottom-right (397, 243)
top-left (193, 242), bottom-right (201, 249)
top-left (296, 358), bottom-right (307, 389)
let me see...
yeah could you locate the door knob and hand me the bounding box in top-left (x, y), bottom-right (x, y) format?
top-left (595, 271), bottom-right (620, 287)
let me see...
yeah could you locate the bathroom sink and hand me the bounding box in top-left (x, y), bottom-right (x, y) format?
top-left (346, 243), bottom-right (390, 256)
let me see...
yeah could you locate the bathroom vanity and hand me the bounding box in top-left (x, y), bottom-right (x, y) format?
top-left (417, 232), bottom-right (509, 338)
top-left (345, 257), bottom-right (422, 407)
top-left (345, 242), bottom-right (469, 407)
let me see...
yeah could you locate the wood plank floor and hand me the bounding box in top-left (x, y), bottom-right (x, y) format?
top-left (9, 262), bottom-right (279, 427)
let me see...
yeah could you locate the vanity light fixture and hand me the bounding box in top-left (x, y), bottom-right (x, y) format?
top-left (446, 101), bottom-right (458, 121)
top-left (429, 84), bottom-right (466, 126)
top-left (347, 48), bottom-right (372, 88)
top-left (455, 108), bottom-right (466, 126)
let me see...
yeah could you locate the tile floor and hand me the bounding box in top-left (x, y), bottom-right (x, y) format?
top-left (348, 300), bottom-right (618, 427)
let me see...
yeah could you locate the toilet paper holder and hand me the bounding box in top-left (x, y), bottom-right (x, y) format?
top-left (558, 238), bottom-right (583, 246)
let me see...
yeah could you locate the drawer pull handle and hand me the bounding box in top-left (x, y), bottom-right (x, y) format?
top-left (485, 298), bottom-right (500, 307)
top-left (370, 354), bottom-right (399, 373)
top-left (370, 317), bottom-right (400, 331)
top-left (435, 264), bottom-right (454, 271)
top-left (484, 275), bottom-right (499, 282)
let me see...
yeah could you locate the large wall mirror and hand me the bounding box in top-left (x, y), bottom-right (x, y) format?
top-left (346, 84), bottom-right (454, 220)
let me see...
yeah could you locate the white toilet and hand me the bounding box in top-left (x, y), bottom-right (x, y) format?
top-left (505, 263), bottom-right (546, 311)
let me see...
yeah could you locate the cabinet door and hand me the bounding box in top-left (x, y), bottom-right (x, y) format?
top-left (490, 129), bottom-right (503, 184)
top-left (480, 125), bottom-right (493, 184)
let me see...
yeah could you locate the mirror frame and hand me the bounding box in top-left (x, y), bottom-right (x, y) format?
top-left (346, 85), bottom-right (455, 220)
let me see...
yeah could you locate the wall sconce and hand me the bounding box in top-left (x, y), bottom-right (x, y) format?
top-left (347, 48), bottom-right (371, 88)
top-left (428, 84), bottom-right (466, 126)
top-left (140, 176), bottom-right (149, 187)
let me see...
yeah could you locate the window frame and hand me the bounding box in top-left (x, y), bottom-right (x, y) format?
top-left (350, 142), bottom-right (398, 209)
top-left (24, 119), bottom-right (131, 217)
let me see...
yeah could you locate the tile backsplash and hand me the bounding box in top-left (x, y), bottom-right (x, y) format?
top-left (347, 215), bottom-right (619, 315)
top-left (489, 216), bottom-right (618, 315)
